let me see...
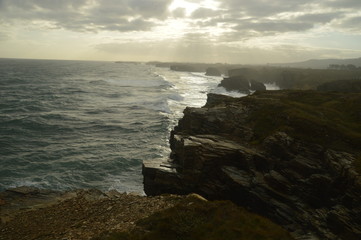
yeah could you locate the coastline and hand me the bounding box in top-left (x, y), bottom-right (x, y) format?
top-left (2, 71), bottom-right (361, 239)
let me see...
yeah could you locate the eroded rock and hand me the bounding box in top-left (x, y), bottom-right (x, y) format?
top-left (218, 75), bottom-right (266, 93)
top-left (143, 91), bottom-right (361, 240)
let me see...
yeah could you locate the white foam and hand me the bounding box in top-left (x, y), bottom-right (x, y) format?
top-left (265, 82), bottom-right (280, 90)
top-left (210, 86), bottom-right (248, 98)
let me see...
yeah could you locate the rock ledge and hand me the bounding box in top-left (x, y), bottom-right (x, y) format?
top-left (143, 91), bottom-right (361, 240)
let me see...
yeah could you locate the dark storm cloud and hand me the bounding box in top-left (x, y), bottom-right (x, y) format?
top-left (0, 0), bottom-right (172, 32)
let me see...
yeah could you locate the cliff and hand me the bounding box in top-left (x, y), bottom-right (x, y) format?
top-left (227, 67), bottom-right (361, 90)
top-left (218, 75), bottom-right (266, 93)
top-left (170, 65), bottom-right (198, 72)
top-left (205, 67), bottom-right (222, 76)
top-left (143, 90), bottom-right (361, 239)
top-left (0, 187), bottom-right (292, 240)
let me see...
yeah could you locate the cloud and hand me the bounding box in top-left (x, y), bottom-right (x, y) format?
top-left (0, 31), bottom-right (9, 41)
top-left (94, 39), bottom-right (361, 64)
top-left (218, 0), bottom-right (315, 17)
top-left (172, 8), bottom-right (186, 18)
top-left (191, 7), bottom-right (219, 19)
top-left (1, 0), bottom-right (360, 37)
top-left (1, 0), bottom-right (361, 63)
top-left (295, 12), bottom-right (344, 24)
top-left (0, 0), bottom-right (173, 32)
top-left (324, 0), bottom-right (361, 9)
top-left (182, 0), bottom-right (361, 43)
top-left (336, 16), bottom-right (361, 31)
top-left (233, 20), bottom-right (314, 33)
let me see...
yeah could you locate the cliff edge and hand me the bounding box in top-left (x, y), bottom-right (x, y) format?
top-left (143, 90), bottom-right (361, 240)
top-left (0, 187), bottom-right (293, 240)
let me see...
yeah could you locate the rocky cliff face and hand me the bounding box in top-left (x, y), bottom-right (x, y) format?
top-left (218, 76), bottom-right (266, 93)
top-left (143, 91), bottom-right (361, 240)
top-left (205, 67), bottom-right (222, 76)
top-left (227, 67), bottom-right (361, 90)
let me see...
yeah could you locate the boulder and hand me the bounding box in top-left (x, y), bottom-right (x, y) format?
top-left (143, 91), bottom-right (361, 240)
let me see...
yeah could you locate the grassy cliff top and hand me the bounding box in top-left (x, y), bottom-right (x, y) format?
top-left (243, 90), bottom-right (361, 174)
top-left (0, 189), bottom-right (294, 240)
top-left (98, 197), bottom-right (294, 240)
top-left (244, 91), bottom-right (360, 153)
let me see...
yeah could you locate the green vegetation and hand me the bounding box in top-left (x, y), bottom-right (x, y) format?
top-left (96, 198), bottom-right (294, 240)
top-left (247, 91), bottom-right (361, 155)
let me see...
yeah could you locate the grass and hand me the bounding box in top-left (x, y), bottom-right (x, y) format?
top-left (245, 91), bottom-right (361, 174)
top-left (96, 197), bottom-right (294, 240)
top-left (247, 91), bottom-right (361, 153)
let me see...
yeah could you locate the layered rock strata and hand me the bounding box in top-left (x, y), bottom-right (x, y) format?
top-left (143, 91), bottom-right (361, 240)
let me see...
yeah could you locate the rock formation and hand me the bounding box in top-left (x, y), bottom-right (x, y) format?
top-left (227, 67), bottom-right (361, 90)
top-left (143, 90), bottom-right (361, 240)
top-left (170, 65), bottom-right (196, 72)
top-left (205, 67), bottom-right (222, 76)
top-left (218, 75), bottom-right (266, 93)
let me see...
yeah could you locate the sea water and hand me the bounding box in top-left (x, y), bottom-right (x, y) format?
top-left (0, 58), bottom-right (247, 193)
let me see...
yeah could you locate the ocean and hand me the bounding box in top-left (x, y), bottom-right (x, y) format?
top-left (0, 58), bottom-right (247, 193)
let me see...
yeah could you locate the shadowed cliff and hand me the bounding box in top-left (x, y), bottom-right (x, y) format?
top-left (143, 90), bottom-right (361, 240)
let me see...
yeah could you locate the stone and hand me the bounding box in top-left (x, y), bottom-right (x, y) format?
top-left (143, 90), bottom-right (361, 240)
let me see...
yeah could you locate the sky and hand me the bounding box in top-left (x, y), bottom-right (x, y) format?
top-left (0, 0), bottom-right (361, 64)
